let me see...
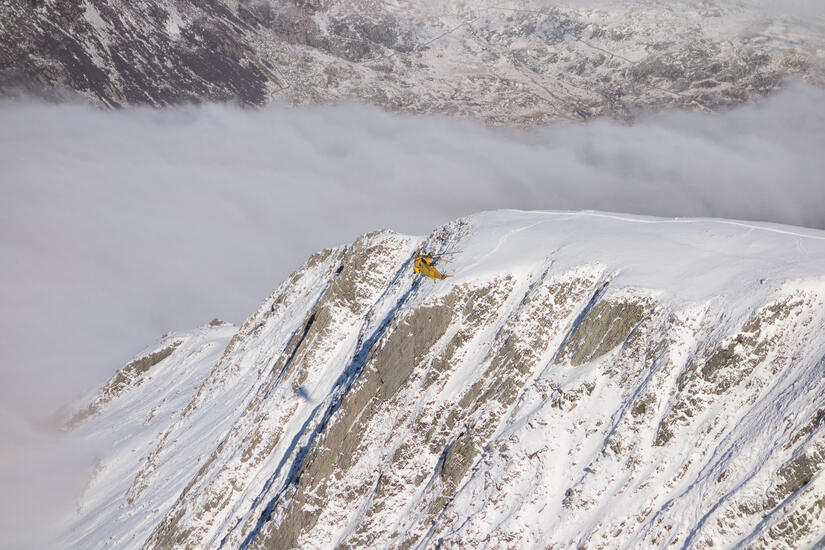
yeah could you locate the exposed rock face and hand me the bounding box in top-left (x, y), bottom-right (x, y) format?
top-left (64, 211), bottom-right (825, 549)
top-left (3, 0), bottom-right (824, 121)
top-left (67, 338), bottom-right (183, 427)
top-left (0, 0), bottom-right (271, 105)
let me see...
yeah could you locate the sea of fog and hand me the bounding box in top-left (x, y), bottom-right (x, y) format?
top-left (1, 82), bottom-right (824, 548)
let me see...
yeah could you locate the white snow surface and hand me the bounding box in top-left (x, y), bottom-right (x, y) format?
top-left (63, 210), bottom-right (825, 549)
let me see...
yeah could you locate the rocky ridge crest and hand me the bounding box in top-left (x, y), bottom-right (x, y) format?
top-left (65, 211), bottom-right (825, 549)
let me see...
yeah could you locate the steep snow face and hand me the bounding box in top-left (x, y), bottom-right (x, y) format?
top-left (64, 211), bottom-right (825, 549)
top-left (3, 0), bottom-right (824, 121)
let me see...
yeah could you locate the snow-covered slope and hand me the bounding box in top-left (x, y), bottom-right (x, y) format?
top-left (3, 0), bottom-right (824, 121)
top-left (63, 211), bottom-right (825, 549)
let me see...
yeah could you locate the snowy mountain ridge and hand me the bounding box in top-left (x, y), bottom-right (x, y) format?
top-left (63, 210), bottom-right (825, 549)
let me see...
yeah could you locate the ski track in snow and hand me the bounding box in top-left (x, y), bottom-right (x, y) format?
top-left (563, 210), bottom-right (825, 240)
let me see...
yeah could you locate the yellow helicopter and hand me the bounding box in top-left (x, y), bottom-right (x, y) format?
top-left (413, 252), bottom-right (454, 280)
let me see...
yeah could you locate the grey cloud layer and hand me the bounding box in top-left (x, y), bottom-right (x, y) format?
top-left (1, 83), bottom-right (824, 548)
top-left (2, 83), bottom-right (824, 404)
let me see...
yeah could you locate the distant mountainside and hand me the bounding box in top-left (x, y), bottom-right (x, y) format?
top-left (64, 211), bottom-right (825, 549)
top-left (2, 0), bottom-right (824, 121)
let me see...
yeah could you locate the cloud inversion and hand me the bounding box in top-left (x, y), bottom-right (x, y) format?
top-left (0, 82), bottom-right (824, 548)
